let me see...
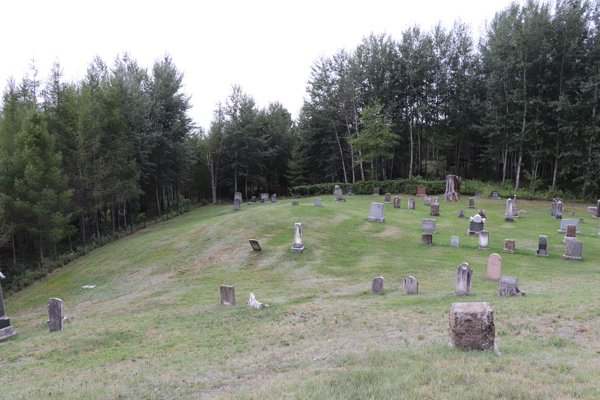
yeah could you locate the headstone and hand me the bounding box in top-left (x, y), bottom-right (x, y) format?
top-left (368, 202), bottom-right (385, 223)
top-left (432, 197), bottom-right (440, 206)
top-left (468, 197), bottom-right (475, 209)
top-left (372, 187), bottom-right (380, 196)
top-left (504, 239), bottom-right (516, 253)
top-left (260, 193), bottom-right (269, 202)
top-left (455, 263), bottom-right (473, 295)
top-left (475, 190), bottom-right (483, 198)
top-left (48, 298), bottom-right (65, 332)
top-left (421, 218), bottom-right (436, 232)
top-left (271, 194), bottom-right (277, 202)
top-left (504, 198), bottom-right (514, 222)
top-left (372, 277), bottom-right (384, 293)
top-left (553, 201), bottom-right (564, 219)
top-left (393, 196), bottom-right (401, 208)
top-left (404, 276), bottom-right (418, 294)
top-left (234, 199), bottom-right (240, 210)
top-left (347, 187), bottom-right (353, 195)
top-left (487, 253), bottom-right (502, 280)
top-left (248, 293), bottom-right (264, 309)
top-left (563, 241), bottom-right (583, 260)
top-left (451, 236), bottom-right (460, 247)
top-left (424, 196), bottom-right (432, 206)
top-left (335, 196), bottom-right (346, 202)
top-left (491, 190), bottom-right (500, 199)
top-left (291, 222), bottom-right (304, 253)
top-left (234, 192), bottom-right (242, 202)
top-left (478, 209), bottom-right (486, 219)
top-left (536, 235), bottom-right (548, 256)
top-left (422, 232), bottom-right (433, 245)
top-left (565, 224), bottom-right (577, 242)
top-left (512, 195), bottom-right (517, 217)
top-left (479, 231), bottom-right (489, 249)
top-left (252, 196), bottom-right (256, 203)
top-left (408, 198), bottom-right (416, 209)
top-left (579, 218), bottom-right (584, 224)
top-left (587, 206), bottom-right (596, 213)
top-left (498, 276), bottom-right (525, 297)
top-left (220, 285), bottom-right (236, 306)
top-left (468, 214), bottom-right (484, 235)
top-left (571, 211), bottom-right (576, 217)
top-left (249, 239), bottom-right (261, 251)
top-left (595, 200), bottom-right (600, 218)
top-left (260, 198), bottom-right (265, 203)
top-left (430, 204), bottom-right (440, 217)
top-left (333, 185), bottom-right (343, 195)
top-left (314, 198), bottom-right (322, 206)
top-left (449, 302), bottom-right (495, 350)
top-left (384, 193), bottom-right (392, 204)
top-left (416, 186), bottom-right (427, 197)
top-left (558, 219), bottom-right (580, 234)
top-left (291, 201), bottom-right (299, 206)
top-left (0, 273), bottom-right (5, 318)
top-left (0, 272), bottom-right (17, 340)
top-left (457, 210), bottom-right (465, 218)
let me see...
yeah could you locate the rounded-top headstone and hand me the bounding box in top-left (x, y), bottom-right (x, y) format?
top-left (487, 253), bottom-right (502, 280)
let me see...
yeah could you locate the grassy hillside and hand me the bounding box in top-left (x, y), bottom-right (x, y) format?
top-left (1, 195), bottom-right (599, 399)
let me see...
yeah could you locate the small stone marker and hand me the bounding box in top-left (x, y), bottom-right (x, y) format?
top-left (564, 224), bottom-right (577, 243)
top-left (563, 241), bottom-right (583, 260)
top-left (348, 187), bottom-right (353, 195)
top-left (468, 197), bottom-right (475, 209)
top-left (430, 204), bottom-right (440, 217)
top-left (260, 198), bottom-right (265, 203)
top-left (498, 276), bottom-right (525, 296)
top-left (248, 293), bottom-right (264, 309)
top-left (424, 196), bottom-right (432, 206)
top-left (536, 235), bottom-right (548, 256)
top-left (408, 198), bottom-right (416, 209)
top-left (0, 272), bottom-right (17, 340)
top-left (314, 198), bottom-right (321, 206)
top-left (404, 276), bottom-right (418, 294)
top-left (372, 277), bottom-right (384, 293)
top-left (384, 193), bottom-right (392, 204)
top-left (455, 263), bottom-right (473, 295)
top-left (271, 194), bottom-right (277, 202)
top-left (487, 253), bottom-right (502, 280)
top-left (291, 201), bottom-right (299, 206)
top-left (335, 196), bottom-right (346, 202)
top-left (249, 239), bottom-right (261, 251)
top-left (475, 190), bottom-right (483, 198)
top-left (558, 219), bottom-right (580, 234)
top-left (479, 230), bottom-right (489, 249)
top-left (449, 302), bottom-right (495, 350)
top-left (333, 185), bottom-right (343, 195)
top-left (48, 298), bottom-right (65, 332)
top-left (291, 222), bottom-right (304, 253)
top-left (579, 218), bottom-right (584, 224)
top-left (491, 190), bottom-right (500, 199)
top-left (421, 218), bottom-right (437, 232)
top-left (372, 187), bottom-right (380, 196)
top-left (416, 186), bottom-right (427, 197)
top-left (252, 196), bottom-right (256, 203)
top-left (234, 199), bottom-right (240, 210)
top-left (457, 210), bottom-right (464, 218)
top-left (82, 285), bottom-right (96, 289)
top-left (571, 211), bottom-right (576, 217)
top-left (393, 196), bottom-right (401, 208)
top-left (368, 202), bottom-right (385, 223)
top-left (504, 239), bottom-right (516, 253)
top-left (220, 285), bottom-right (236, 306)
top-left (451, 236), bottom-right (460, 247)
top-left (422, 232), bottom-right (433, 245)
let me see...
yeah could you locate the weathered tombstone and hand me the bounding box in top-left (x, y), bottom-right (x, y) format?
top-left (335, 196), bottom-right (346, 202)
top-left (432, 197), bottom-right (440, 206)
top-left (430, 204), bottom-right (440, 217)
top-left (487, 253), bottom-right (502, 280)
top-left (271, 194), bottom-right (277, 202)
top-left (248, 293), bottom-right (264, 309)
top-left (384, 193), bottom-right (392, 204)
top-left (468, 214), bottom-right (484, 235)
top-left (563, 241), bottom-right (583, 260)
top-left (554, 201), bottom-right (564, 219)
top-left (347, 187), bottom-right (353, 195)
top-left (595, 200), bottom-right (600, 218)
top-left (449, 302), bottom-right (495, 350)
top-left (416, 186), bottom-right (427, 197)
top-left (372, 187), bottom-right (380, 196)
top-left (455, 263), bottom-right (473, 295)
top-left (571, 211), bottom-right (576, 217)
top-left (0, 272), bottom-right (5, 319)
top-left (491, 190), bottom-right (500, 199)
top-left (512, 195), bottom-right (517, 217)
top-left (249, 239), bottom-right (261, 251)
top-left (372, 277), bottom-right (384, 293)
top-left (564, 224), bottom-right (577, 243)
top-left (451, 236), bottom-right (460, 247)
top-left (404, 276), bottom-right (418, 294)
top-left (479, 230), bottom-right (489, 249)
top-left (48, 298), bottom-right (65, 332)
top-left (261, 193), bottom-right (269, 201)
top-left (457, 210), bottom-right (465, 218)
top-left (333, 185), bottom-right (343, 195)
top-left (291, 201), bottom-right (299, 206)
top-left (475, 190), bottom-right (483, 198)
top-left (260, 198), bottom-right (265, 203)
top-left (424, 196), bottom-right (432, 206)
top-left (0, 272), bottom-right (17, 341)
top-left (468, 197), bottom-right (475, 209)
top-left (234, 199), bottom-right (240, 210)
top-left (579, 218), bottom-right (585, 224)
top-left (252, 196), bottom-right (256, 203)
top-left (504, 198), bottom-right (514, 222)
top-left (314, 198), bottom-right (322, 206)
top-left (498, 276), bottom-right (525, 297)
top-left (478, 209), bottom-right (486, 219)
top-left (588, 206), bottom-right (596, 213)
top-left (393, 196), bottom-right (401, 208)
top-left (220, 285), bottom-right (236, 306)
top-left (536, 235), bottom-right (548, 256)
top-left (408, 198), bottom-right (416, 209)
top-left (504, 239), bottom-right (516, 253)
top-left (291, 222), bottom-right (304, 253)
top-left (234, 192), bottom-right (242, 202)
top-left (558, 219), bottom-right (580, 234)
top-left (422, 232), bottom-right (433, 246)
top-left (368, 202), bottom-right (385, 223)
top-left (421, 218), bottom-right (437, 232)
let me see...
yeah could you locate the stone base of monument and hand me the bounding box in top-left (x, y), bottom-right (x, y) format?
top-left (291, 245), bottom-right (304, 253)
top-left (563, 254), bottom-right (582, 261)
top-left (0, 316), bottom-right (11, 329)
top-left (449, 302), bottom-right (495, 351)
top-left (503, 215), bottom-right (514, 222)
top-left (0, 325), bottom-right (17, 341)
top-left (536, 249), bottom-right (548, 256)
top-left (367, 217), bottom-right (384, 223)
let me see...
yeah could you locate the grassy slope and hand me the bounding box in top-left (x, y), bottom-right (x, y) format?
top-left (0, 195), bottom-right (599, 399)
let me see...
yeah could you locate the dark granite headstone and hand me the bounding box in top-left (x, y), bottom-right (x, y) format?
top-left (491, 190), bottom-right (500, 199)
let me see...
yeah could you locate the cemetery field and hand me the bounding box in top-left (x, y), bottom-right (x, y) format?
top-left (1, 196), bottom-right (600, 400)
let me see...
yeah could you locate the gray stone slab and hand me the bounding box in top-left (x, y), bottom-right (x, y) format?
top-left (234, 199), bottom-right (240, 210)
top-left (558, 219), bottom-right (580, 234)
top-left (48, 298), bottom-right (64, 332)
top-left (372, 187), bottom-right (380, 196)
top-left (479, 231), bottom-right (489, 249)
top-left (368, 203), bottom-right (385, 223)
top-left (220, 285), bottom-right (236, 306)
top-left (564, 241), bottom-right (583, 260)
top-left (421, 218), bottom-right (436, 232)
top-left (455, 263), bottom-right (472, 295)
top-left (449, 302), bottom-right (494, 350)
top-left (498, 276), bottom-right (525, 296)
top-left (292, 222), bottom-right (304, 252)
top-left (408, 198), bottom-right (416, 209)
top-left (504, 239), bottom-right (516, 253)
top-left (372, 277), bottom-right (384, 293)
top-left (537, 235), bottom-right (548, 256)
top-left (314, 198), bottom-right (321, 206)
top-left (393, 196), bottom-right (401, 208)
top-left (468, 197), bottom-right (475, 209)
top-left (291, 201), bottom-right (299, 206)
top-left (404, 276), bottom-right (418, 294)
top-left (451, 236), bottom-right (460, 247)
top-left (384, 193), bottom-right (392, 204)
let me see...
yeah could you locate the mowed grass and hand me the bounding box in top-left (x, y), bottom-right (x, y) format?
top-left (1, 195), bottom-right (599, 399)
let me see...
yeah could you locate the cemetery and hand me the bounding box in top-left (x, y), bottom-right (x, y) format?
top-left (0, 193), bottom-right (598, 399)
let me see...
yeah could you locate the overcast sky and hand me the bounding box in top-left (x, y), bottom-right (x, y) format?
top-left (1, 0), bottom-right (517, 132)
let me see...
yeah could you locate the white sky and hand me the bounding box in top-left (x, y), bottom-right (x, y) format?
top-left (1, 0), bottom-right (517, 132)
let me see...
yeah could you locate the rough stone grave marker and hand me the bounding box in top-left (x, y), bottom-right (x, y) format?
top-left (563, 241), bottom-right (583, 260)
top-left (408, 198), bottom-right (416, 209)
top-left (48, 298), bottom-right (65, 332)
top-left (252, 196), bottom-right (256, 203)
top-left (333, 185), bottom-right (343, 195)
top-left (479, 231), bottom-right (489, 249)
top-left (424, 196), bottom-right (432, 206)
top-left (487, 253), bottom-right (502, 280)
top-left (347, 187), bottom-right (354, 195)
top-left (291, 201), bottom-right (299, 206)
top-left (368, 202), bottom-right (385, 223)
top-left (0, 272), bottom-right (17, 340)
top-left (384, 193), bottom-right (392, 204)
top-left (248, 293), bottom-right (264, 309)
top-left (404, 276), bottom-right (418, 294)
top-left (457, 210), bottom-right (465, 218)
top-left (372, 277), bottom-right (384, 293)
top-left (504, 239), bottom-right (516, 253)
top-left (449, 302), bottom-right (495, 350)
top-left (491, 190), bottom-right (500, 199)
top-left (504, 198), bottom-right (514, 222)
top-left (421, 218), bottom-right (437, 232)
top-left (451, 236), bottom-right (460, 247)
top-left (564, 224), bottom-right (577, 243)
top-left (422, 232), bottom-right (433, 245)
top-left (498, 276), bottom-right (525, 296)
top-left (220, 285), bottom-right (236, 306)
top-left (416, 186), bottom-right (427, 197)
top-left (234, 199), bottom-right (240, 210)
top-left (271, 194), bottom-right (277, 202)
top-left (455, 263), bottom-right (473, 295)
top-left (430, 204), bottom-right (440, 217)
top-left (468, 197), bottom-right (475, 209)
top-left (558, 219), bottom-right (580, 234)
top-left (536, 235), bottom-right (548, 256)
top-left (314, 198), bottom-right (322, 206)
top-left (372, 187), bottom-right (380, 196)
top-left (393, 196), bottom-right (401, 208)
top-left (588, 206), bottom-right (596, 213)
top-left (291, 223), bottom-right (304, 253)
top-left (249, 239), bottom-right (261, 251)
top-left (432, 197), bottom-right (440, 206)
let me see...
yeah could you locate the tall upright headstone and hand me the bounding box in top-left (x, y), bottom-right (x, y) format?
top-left (234, 199), bottom-right (240, 210)
top-left (404, 276), bottom-right (418, 294)
top-left (512, 195), bottom-right (517, 217)
top-left (372, 277), bottom-right (384, 293)
top-left (430, 204), bottom-right (440, 217)
top-left (455, 263), bottom-right (473, 295)
top-left (314, 198), bottom-right (322, 206)
top-left (234, 192), bottom-right (242, 202)
top-left (487, 253), bottom-right (502, 280)
top-left (479, 231), bottom-right (489, 249)
top-left (424, 196), bottom-right (432, 206)
top-left (0, 272), bottom-right (17, 341)
top-left (536, 235), bottom-right (548, 256)
top-left (594, 199), bottom-right (600, 218)
top-left (291, 223), bottom-right (304, 253)
top-left (220, 285), bottom-right (236, 306)
top-left (432, 197), bottom-right (440, 206)
top-left (504, 198), bottom-right (514, 222)
top-left (48, 298), bottom-right (65, 332)
top-left (563, 241), bottom-right (583, 260)
top-left (451, 236), bottom-right (460, 247)
top-left (408, 198), bottom-right (416, 209)
top-left (271, 194), bottom-right (277, 202)
top-left (468, 197), bottom-right (475, 209)
top-left (368, 202), bottom-right (385, 223)
top-left (384, 193), bottom-right (392, 204)
top-left (393, 196), bottom-right (401, 208)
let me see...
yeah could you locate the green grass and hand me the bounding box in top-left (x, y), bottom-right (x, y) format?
top-left (1, 195), bottom-right (599, 399)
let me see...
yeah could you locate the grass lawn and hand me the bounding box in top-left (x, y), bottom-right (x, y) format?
top-left (1, 195), bottom-right (599, 399)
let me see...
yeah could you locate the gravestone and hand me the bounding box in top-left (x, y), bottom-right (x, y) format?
top-left (432, 197), bottom-right (440, 206)
top-left (335, 196), bottom-right (346, 202)
top-left (261, 193), bottom-right (269, 202)
top-left (487, 253), bottom-right (502, 280)
top-left (564, 224), bottom-right (577, 243)
top-left (468, 197), bottom-right (475, 209)
top-left (291, 201), bottom-right (299, 206)
top-left (563, 241), bottom-right (583, 260)
top-left (468, 214), bottom-right (484, 235)
top-left (504, 239), bottom-right (516, 253)
top-left (0, 272), bottom-right (17, 340)
top-left (595, 200), bottom-right (600, 218)
top-left (234, 192), bottom-right (242, 202)
top-left (314, 198), bottom-right (322, 206)
top-left (271, 194), bottom-right (277, 202)
top-left (588, 206), bottom-right (596, 213)
top-left (479, 231), bottom-right (489, 249)
top-left (536, 235), bottom-right (548, 256)
top-left (0, 272), bottom-right (5, 319)
top-left (451, 236), bottom-right (460, 247)
top-left (554, 201), bottom-right (564, 219)
top-left (478, 209), bottom-right (486, 219)
top-left (404, 276), bottom-right (418, 294)
top-left (579, 218), bottom-right (584, 224)
top-left (498, 276), bottom-right (525, 297)
top-left (333, 185), bottom-right (343, 195)
top-left (220, 285), bottom-right (236, 306)
top-left (234, 199), bottom-right (240, 210)
top-left (430, 204), bottom-right (440, 217)
top-left (416, 186), bottom-right (427, 197)
top-left (512, 195), bottom-right (517, 217)
top-left (422, 232), bottom-right (433, 246)
top-left (421, 218), bottom-right (437, 232)
top-left (408, 198), bottom-right (416, 209)
top-left (455, 263), bottom-right (473, 295)
top-left (248, 293), bottom-right (264, 309)
top-left (393, 196), bottom-right (401, 208)
top-left (457, 210), bottom-right (465, 218)
top-left (260, 198), bottom-right (265, 203)
top-left (372, 187), bottom-right (380, 196)
top-left (372, 277), bottom-right (384, 293)
top-left (252, 196), bottom-right (256, 203)
top-left (449, 302), bottom-right (495, 351)
top-left (384, 193), bottom-right (392, 204)
top-left (291, 223), bottom-right (304, 253)
top-left (347, 187), bottom-right (353, 195)
top-left (504, 198), bottom-right (514, 222)
top-left (48, 298), bottom-right (65, 332)
top-left (475, 190), bottom-right (483, 198)
top-left (558, 219), bottom-right (580, 234)
top-left (491, 190), bottom-right (500, 199)
top-left (248, 239), bottom-right (261, 251)
top-left (368, 202), bottom-right (385, 223)
top-left (571, 211), bottom-right (576, 217)
top-left (424, 196), bottom-right (432, 206)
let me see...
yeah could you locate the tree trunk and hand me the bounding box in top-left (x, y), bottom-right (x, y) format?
top-left (502, 147), bottom-right (508, 184)
top-left (155, 183), bottom-right (162, 218)
top-left (245, 168), bottom-right (248, 201)
top-left (552, 144), bottom-right (559, 191)
top-left (80, 211), bottom-right (86, 250)
top-left (409, 119), bottom-right (413, 178)
top-left (333, 125), bottom-right (348, 184)
top-left (12, 234), bottom-right (17, 266)
top-left (349, 143), bottom-right (356, 183)
top-left (352, 98), bottom-right (365, 180)
top-left (39, 235), bottom-right (44, 267)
